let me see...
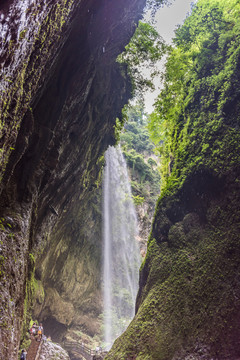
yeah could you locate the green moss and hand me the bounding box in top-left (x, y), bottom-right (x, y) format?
top-left (107, 174), bottom-right (240, 358)
top-left (0, 0), bottom-right (75, 183)
top-left (19, 29), bottom-right (27, 41)
top-left (21, 256), bottom-right (45, 345)
top-left (29, 253), bottom-right (35, 266)
top-left (119, 103), bottom-right (160, 209)
top-left (147, 0), bottom-right (240, 199)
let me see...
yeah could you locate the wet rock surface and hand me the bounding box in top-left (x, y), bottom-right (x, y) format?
top-left (0, 0), bottom-right (146, 358)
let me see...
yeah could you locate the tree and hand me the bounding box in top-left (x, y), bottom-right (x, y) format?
top-left (117, 21), bottom-right (167, 96)
top-left (120, 102), bottom-right (160, 205)
top-left (147, 0), bottom-right (240, 193)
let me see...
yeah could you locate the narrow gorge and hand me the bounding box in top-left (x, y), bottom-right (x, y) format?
top-left (1, 0), bottom-right (240, 360)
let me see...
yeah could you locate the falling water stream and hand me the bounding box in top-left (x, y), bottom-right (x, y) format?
top-left (103, 146), bottom-right (141, 350)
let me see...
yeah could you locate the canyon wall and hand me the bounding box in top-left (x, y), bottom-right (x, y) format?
top-left (0, 0), bottom-right (146, 358)
top-left (106, 2), bottom-right (240, 357)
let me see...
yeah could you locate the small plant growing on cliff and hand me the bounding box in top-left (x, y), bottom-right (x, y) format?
top-left (132, 195), bottom-right (145, 206)
top-left (19, 29), bottom-right (27, 41)
top-left (29, 253), bottom-right (35, 266)
top-left (0, 218), bottom-right (5, 230)
top-left (114, 117), bottom-right (124, 143)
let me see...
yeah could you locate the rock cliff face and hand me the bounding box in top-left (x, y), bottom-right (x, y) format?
top-left (3, 1), bottom-right (239, 359)
top-left (105, 4), bottom-right (240, 357)
top-left (107, 166), bottom-right (240, 359)
top-left (0, 0), bottom-right (146, 358)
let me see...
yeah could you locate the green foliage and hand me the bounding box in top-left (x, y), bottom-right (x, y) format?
top-left (19, 29), bottom-right (27, 41)
top-left (148, 0), bottom-right (240, 194)
top-left (120, 102), bottom-right (160, 205)
top-left (114, 117), bottom-right (125, 143)
top-left (107, 173), bottom-right (240, 359)
top-left (117, 21), bottom-right (167, 96)
top-left (106, 1), bottom-right (240, 358)
top-left (21, 254), bottom-right (44, 348)
top-left (132, 195), bottom-right (145, 206)
top-left (0, 0), bottom-right (75, 184)
top-left (29, 253), bottom-right (35, 266)
top-left (0, 218), bottom-right (5, 231)
top-left (120, 21), bottom-right (165, 66)
top-left (123, 149), bottom-right (150, 180)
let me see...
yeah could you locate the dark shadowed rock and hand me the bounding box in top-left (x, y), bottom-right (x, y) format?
top-left (0, 0), bottom-right (146, 358)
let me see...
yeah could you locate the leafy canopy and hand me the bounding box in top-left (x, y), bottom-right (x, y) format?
top-left (148, 0), bottom-right (240, 193)
top-left (117, 21), bottom-right (168, 96)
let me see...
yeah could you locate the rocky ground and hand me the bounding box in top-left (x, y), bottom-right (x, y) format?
top-left (39, 340), bottom-right (70, 360)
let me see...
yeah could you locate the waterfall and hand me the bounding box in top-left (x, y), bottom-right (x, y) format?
top-left (102, 146), bottom-right (141, 350)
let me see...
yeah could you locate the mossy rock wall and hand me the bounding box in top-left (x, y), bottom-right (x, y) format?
top-left (107, 157), bottom-right (240, 360)
top-left (106, 17), bottom-right (240, 359)
top-left (0, 0), bottom-right (146, 358)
